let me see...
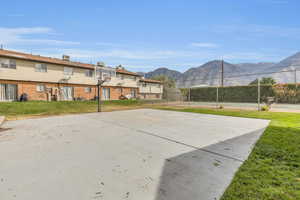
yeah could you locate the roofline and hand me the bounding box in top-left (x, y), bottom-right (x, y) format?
top-left (0, 49), bottom-right (145, 77)
top-left (139, 79), bottom-right (162, 83)
top-left (0, 49), bottom-right (95, 69)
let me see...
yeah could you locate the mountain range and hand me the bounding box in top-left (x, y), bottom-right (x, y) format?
top-left (140, 52), bottom-right (300, 88)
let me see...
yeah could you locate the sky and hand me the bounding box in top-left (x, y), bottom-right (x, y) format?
top-left (1, 0), bottom-right (300, 72)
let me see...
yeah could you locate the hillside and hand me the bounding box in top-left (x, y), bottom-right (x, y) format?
top-left (142, 51), bottom-right (300, 87)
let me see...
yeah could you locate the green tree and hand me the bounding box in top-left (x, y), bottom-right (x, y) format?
top-left (151, 75), bottom-right (176, 88)
top-left (249, 77), bottom-right (276, 85)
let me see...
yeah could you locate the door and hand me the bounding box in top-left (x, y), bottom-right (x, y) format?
top-left (61, 86), bottom-right (73, 101)
top-left (0, 84), bottom-right (17, 101)
top-left (102, 88), bottom-right (110, 100)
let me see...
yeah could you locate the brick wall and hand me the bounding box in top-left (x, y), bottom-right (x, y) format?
top-left (0, 79), bottom-right (139, 101)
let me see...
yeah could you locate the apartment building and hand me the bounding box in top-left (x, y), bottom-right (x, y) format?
top-left (0, 49), bottom-right (163, 102)
top-left (139, 78), bottom-right (163, 99)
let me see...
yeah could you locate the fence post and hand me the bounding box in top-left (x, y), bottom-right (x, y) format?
top-left (216, 87), bottom-right (219, 108)
top-left (295, 69), bottom-right (298, 104)
top-left (258, 78), bottom-right (261, 111)
top-left (188, 87), bottom-right (191, 103)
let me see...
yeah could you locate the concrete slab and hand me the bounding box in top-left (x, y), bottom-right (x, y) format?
top-left (0, 109), bottom-right (269, 200)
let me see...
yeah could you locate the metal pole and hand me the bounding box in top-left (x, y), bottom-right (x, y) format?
top-left (216, 87), bottom-right (219, 108)
top-left (97, 80), bottom-right (101, 112)
top-left (221, 60), bottom-right (224, 87)
top-left (295, 69), bottom-right (297, 104)
top-left (258, 78), bottom-right (261, 111)
top-left (188, 87), bottom-right (191, 104)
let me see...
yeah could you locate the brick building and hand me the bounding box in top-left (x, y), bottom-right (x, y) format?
top-left (0, 49), bottom-right (163, 101)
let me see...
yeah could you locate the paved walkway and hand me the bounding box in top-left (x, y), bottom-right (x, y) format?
top-left (0, 109), bottom-right (269, 200)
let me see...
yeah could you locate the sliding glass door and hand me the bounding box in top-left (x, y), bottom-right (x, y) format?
top-left (61, 86), bottom-right (74, 101)
top-left (102, 88), bottom-right (110, 100)
top-left (0, 84), bottom-right (18, 101)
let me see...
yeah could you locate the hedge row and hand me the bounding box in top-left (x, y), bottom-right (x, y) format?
top-left (189, 84), bottom-right (300, 104)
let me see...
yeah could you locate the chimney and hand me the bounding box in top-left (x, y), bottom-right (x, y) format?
top-left (97, 62), bottom-right (105, 67)
top-left (116, 64), bottom-right (124, 70)
top-left (62, 55), bottom-right (70, 61)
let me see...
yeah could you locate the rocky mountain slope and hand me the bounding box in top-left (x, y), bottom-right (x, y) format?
top-left (142, 52), bottom-right (300, 87)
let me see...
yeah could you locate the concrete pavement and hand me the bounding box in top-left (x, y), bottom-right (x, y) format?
top-left (0, 109), bottom-right (269, 200)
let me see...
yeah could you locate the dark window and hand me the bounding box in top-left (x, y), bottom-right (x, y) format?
top-left (35, 63), bottom-right (47, 72)
top-left (0, 59), bottom-right (16, 69)
top-left (85, 70), bottom-right (94, 77)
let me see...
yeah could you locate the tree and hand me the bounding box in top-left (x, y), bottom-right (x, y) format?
top-left (151, 75), bottom-right (176, 88)
top-left (249, 77), bottom-right (276, 85)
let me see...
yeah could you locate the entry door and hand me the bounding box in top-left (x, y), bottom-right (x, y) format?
top-left (102, 88), bottom-right (110, 100)
top-left (62, 86), bottom-right (73, 101)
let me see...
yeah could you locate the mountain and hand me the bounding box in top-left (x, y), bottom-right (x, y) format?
top-left (143, 67), bottom-right (182, 80)
top-left (142, 51), bottom-right (300, 87)
top-left (177, 60), bottom-right (243, 87)
top-left (269, 52), bottom-right (300, 72)
top-left (236, 62), bottom-right (275, 73)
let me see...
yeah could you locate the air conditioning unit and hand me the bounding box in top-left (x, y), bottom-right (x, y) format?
top-left (62, 55), bottom-right (70, 61)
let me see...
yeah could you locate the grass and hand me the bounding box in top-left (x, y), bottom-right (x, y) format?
top-left (0, 100), bottom-right (145, 120)
top-left (156, 106), bottom-right (300, 200)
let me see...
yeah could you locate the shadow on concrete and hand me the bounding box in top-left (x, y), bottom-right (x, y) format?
top-left (154, 128), bottom-right (266, 200)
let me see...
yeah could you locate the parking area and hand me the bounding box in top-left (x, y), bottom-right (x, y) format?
top-left (0, 109), bottom-right (269, 200)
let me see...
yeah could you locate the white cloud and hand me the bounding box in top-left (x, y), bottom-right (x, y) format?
top-left (48, 48), bottom-right (216, 60)
top-left (0, 27), bottom-right (80, 46)
top-left (6, 14), bottom-right (25, 17)
top-left (190, 42), bottom-right (219, 48)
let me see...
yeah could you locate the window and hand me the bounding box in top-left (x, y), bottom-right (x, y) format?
top-left (142, 83), bottom-right (147, 87)
top-left (131, 89), bottom-right (136, 98)
top-left (117, 74), bottom-right (124, 80)
top-left (157, 84), bottom-right (161, 88)
top-left (35, 63), bottom-right (47, 72)
top-left (85, 69), bottom-right (94, 77)
top-left (64, 67), bottom-right (73, 75)
top-left (85, 87), bottom-right (92, 93)
top-left (36, 84), bottom-right (45, 92)
top-left (0, 59), bottom-right (16, 69)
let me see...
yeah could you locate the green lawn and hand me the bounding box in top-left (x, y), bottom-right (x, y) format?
top-left (157, 107), bottom-right (300, 200)
top-left (0, 100), bottom-right (144, 120)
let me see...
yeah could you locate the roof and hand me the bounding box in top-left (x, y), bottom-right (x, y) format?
top-left (0, 49), bottom-right (94, 70)
top-left (0, 49), bottom-right (153, 78)
top-left (140, 78), bottom-right (162, 84)
top-left (116, 68), bottom-right (140, 76)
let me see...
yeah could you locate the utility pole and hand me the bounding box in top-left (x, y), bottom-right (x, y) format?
top-left (221, 59), bottom-right (224, 87)
top-left (258, 78), bottom-right (261, 111)
top-left (295, 69), bottom-right (298, 104)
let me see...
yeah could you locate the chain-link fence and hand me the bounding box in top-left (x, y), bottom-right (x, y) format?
top-left (179, 68), bottom-right (300, 111)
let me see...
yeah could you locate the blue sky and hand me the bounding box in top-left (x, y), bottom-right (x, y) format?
top-left (1, 0), bottom-right (300, 72)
